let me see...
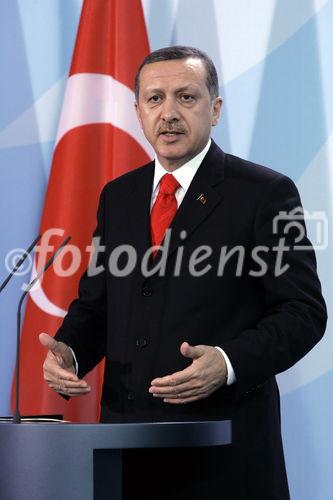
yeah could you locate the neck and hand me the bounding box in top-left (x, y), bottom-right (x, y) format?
top-left (156, 140), bottom-right (211, 172)
top-left (156, 159), bottom-right (187, 172)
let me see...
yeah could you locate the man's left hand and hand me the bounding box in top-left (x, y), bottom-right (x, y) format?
top-left (149, 342), bottom-right (228, 404)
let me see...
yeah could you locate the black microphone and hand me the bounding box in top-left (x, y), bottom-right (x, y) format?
top-left (13, 235), bottom-right (71, 424)
top-left (0, 235), bottom-right (41, 294)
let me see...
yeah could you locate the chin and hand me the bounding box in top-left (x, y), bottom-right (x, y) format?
top-left (157, 144), bottom-right (187, 158)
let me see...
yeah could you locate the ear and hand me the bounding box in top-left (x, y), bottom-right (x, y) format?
top-left (211, 96), bottom-right (223, 127)
top-left (134, 101), bottom-right (143, 129)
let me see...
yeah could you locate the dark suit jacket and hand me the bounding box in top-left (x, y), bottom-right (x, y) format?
top-left (55, 140), bottom-right (327, 499)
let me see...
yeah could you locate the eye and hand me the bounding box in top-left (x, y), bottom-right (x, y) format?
top-left (148, 95), bottom-right (162, 103)
top-left (179, 94), bottom-right (195, 103)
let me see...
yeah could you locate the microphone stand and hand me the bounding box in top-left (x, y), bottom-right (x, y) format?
top-left (13, 236), bottom-right (71, 424)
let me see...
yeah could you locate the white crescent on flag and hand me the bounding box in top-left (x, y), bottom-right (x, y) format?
top-left (29, 260), bottom-right (68, 317)
top-left (55, 73), bottom-right (153, 156)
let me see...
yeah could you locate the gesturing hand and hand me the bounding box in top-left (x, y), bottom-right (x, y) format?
top-left (149, 342), bottom-right (228, 404)
top-left (39, 333), bottom-right (91, 397)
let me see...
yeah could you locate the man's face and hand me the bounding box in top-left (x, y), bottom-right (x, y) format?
top-left (135, 58), bottom-right (222, 171)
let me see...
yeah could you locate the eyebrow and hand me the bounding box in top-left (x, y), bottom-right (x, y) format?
top-left (143, 84), bottom-right (199, 95)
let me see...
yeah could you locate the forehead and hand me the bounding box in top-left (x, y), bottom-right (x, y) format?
top-left (139, 58), bottom-right (207, 93)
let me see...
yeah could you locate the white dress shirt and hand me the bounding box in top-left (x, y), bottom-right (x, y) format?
top-left (71, 138), bottom-right (236, 386)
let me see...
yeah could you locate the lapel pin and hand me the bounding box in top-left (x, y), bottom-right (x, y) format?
top-left (197, 193), bottom-right (207, 205)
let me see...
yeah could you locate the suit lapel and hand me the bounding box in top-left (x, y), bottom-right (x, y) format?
top-left (125, 161), bottom-right (154, 263)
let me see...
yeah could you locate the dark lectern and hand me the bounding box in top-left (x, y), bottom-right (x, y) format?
top-left (0, 420), bottom-right (231, 500)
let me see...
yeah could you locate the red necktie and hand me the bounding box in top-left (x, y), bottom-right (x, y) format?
top-left (150, 173), bottom-right (180, 253)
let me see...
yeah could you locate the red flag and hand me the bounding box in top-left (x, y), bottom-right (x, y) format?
top-left (12, 0), bottom-right (151, 422)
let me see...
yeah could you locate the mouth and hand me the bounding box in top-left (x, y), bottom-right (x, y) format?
top-left (158, 131), bottom-right (184, 143)
top-left (159, 131), bottom-right (184, 136)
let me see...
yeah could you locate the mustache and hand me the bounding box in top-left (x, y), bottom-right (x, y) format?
top-left (157, 125), bottom-right (187, 134)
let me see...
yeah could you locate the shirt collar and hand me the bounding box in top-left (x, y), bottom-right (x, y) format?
top-left (153, 139), bottom-right (211, 193)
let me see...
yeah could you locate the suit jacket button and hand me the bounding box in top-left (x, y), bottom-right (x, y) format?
top-left (142, 286), bottom-right (153, 297)
top-left (127, 392), bottom-right (135, 400)
top-left (136, 339), bottom-right (148, 348)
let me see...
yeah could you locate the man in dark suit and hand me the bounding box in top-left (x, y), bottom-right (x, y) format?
top-left (40, 46), bottom-right (327, 499)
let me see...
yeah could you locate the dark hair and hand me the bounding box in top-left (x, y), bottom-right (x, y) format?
top-left (134, 45), bottom-right (219, 100)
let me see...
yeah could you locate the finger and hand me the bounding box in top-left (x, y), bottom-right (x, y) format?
top-left (150, 366), bottom-right (193, 387)
top-left (152, 384), bottom-right (208, 399)
top-left (163, 395), bottom-right (203, 404)
top-left (152, 388), bottom-right (201, 399)
top-left (39, 333), bottom-right (69, 358)
top-left (51, 384), bottom-right (91, 395)
top-left (180, 342), bottom-right (207, 359)
top-left (150, 380), bottom-right (201, 395)
top-left (152, 392), bottom-right (179, 399)
top-left (151, 376), bottom-right (221, 395)
top-left (57, 379), bottom-right (90, 390)
top-left (39, 332), bottom-right (60, 352)
top-left (49, 379), bottom-right (90, 391)
top-left (66, 389), bottom-right (91, 397)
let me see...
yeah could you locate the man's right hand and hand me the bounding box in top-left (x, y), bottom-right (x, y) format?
top-left (39, 333), bottom-right (91, 397)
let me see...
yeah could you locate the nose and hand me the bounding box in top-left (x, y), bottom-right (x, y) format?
top-left (160, 97), bottom-right (180, 122)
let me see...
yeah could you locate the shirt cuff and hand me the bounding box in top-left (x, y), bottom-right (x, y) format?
top-left (68, 346), bottom-right (79, 376)
top-left (214, 346), bottom-right (237, 385)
